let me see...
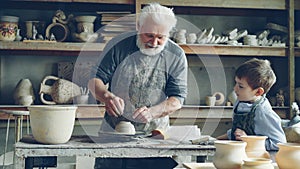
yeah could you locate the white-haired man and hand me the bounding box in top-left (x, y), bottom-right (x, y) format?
top-left (88, 3), bottom-right (188, 169)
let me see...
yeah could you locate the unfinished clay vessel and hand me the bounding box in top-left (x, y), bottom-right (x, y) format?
top-left (115, 121), bottom-right (135, 135)
top-left (240, 135), bottom-right (270, 159)
top-left (213, 140), bottom-right (247, 169)
top-left (40, 75), bottom-right (81, 104)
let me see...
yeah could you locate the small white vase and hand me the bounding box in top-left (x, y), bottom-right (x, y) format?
top-left (276, 143), bottom-right (300, 169)
top-left (213, 140), bottom-right (247, 169)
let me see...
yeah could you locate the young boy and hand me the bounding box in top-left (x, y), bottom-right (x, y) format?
top-left (217, 58), bottom-right (286, 150)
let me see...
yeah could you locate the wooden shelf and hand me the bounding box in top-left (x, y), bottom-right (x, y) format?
top-left (0, 42), bottom-right (287, 57)
top-left (180, 45), bottom-right (287, 56)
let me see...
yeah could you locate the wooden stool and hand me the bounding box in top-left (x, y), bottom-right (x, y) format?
top-left (1, 109), bottom-right (29, 168)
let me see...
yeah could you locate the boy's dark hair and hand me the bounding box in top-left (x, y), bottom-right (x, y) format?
top-left (235, 58), bottom-right (276, 94)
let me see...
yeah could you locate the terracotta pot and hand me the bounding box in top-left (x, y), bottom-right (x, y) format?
top-left (242, 158), bottom-right (274, 169)
top-left (276, 142), bottom-right (300, 169)
top-left (115, 121), bottom-right (135, 135)
top-left (39, 75), bottom-right (81, 104)
top-left (28, 105), bottom-right (77, 144)
top-left (213, 140), bottom-right (247, 169)
top-left (240, 135), bottom-right (270, 159)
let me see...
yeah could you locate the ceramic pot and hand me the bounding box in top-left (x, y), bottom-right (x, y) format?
top-left (39, 75), bottom-right (81, 105)
top-left (13, 79), bottom-right (35, 105)
top-left (242, 158), bottom-right (274, 169)
top-left (213, 140), bottom-right (247, 169)
top-left (276, 142), bottom-right (300, 169)
top-left (73, 16), bottom-right (98, 42)
top-left (240, 136), bottom-right (270, 159)
top-left (115, 121), bottom-right (136, 135)
top-left (0, 16), bottom-right (19, 41)
top-left (205, 96), bottom-right (216, 106)
top-left (28, 105), bottom-right (77, 144)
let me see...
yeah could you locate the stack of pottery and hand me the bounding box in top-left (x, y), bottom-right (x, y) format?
top-left (0, 16), bottom-right (19, 41)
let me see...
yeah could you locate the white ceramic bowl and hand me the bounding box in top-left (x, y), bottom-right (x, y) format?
top-left (28, 105), bottom-right (77, 144)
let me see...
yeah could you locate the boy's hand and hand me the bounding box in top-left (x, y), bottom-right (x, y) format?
top-left (234, 128), bottom-right (247, 140)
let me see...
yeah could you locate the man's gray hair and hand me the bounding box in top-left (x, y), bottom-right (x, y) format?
top-left (138, 3), bottom-right (177, 32)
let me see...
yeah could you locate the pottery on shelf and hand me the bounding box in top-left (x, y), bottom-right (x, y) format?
top-left (39, 75), bottom-right (81, 105)
top-left (242, 158), bottom-right (274, 169)
top-left (13, 78), bottom-right (35, 106)
top-left (228, 90), bottom-right (238, 105)
top-left (115, 121), bottom-right (136, 135)
top-left (72, 15), bottom-right (98, 42)
top-left (28, 105), bottom-right (77, 144)
top-left (276, 142), bottom-right (300, 169)
top-left (240, 135), bottom-right (270, 159)
top-left (213, 140), bottom-right (247, 169)
top-left (205, 96), bottom-right (216, 106)
top-left (0, 15), bottom-right (19, 41)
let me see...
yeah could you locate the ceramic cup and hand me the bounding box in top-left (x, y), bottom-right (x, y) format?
top-left (205, 96), bottom-right (216, 106)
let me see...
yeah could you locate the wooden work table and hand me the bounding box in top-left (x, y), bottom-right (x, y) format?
top-left (14, 134), bottom-right (215, 169)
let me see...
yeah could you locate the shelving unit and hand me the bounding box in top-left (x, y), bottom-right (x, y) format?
top-left (0, 0), bottom-right (298, 120)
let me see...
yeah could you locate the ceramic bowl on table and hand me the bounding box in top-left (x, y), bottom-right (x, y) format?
top-left (28, 105), bottom-right (77, 144)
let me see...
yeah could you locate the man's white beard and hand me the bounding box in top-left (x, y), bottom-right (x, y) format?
top-left (136, 35), bottom-right (167, 56)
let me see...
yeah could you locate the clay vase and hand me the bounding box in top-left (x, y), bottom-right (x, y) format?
top-left (213, 140), bottom-right (247, 169)
top-left (13, 78), bottom-right (35, 105)
top-left (242, 158), bottom-right (274, 169)
top-left (39, 75), bottom-right (81, 105)
top-left (28, 105), bottom-right (77, 144)
top-left (276, 143), bottom-right (300, 169)
top-left (115, 121), bottom-right (136, 135)
top-left (240, 136), bottom-right (270, 159)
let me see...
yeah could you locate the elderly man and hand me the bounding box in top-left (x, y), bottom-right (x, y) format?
top-left (88, 3), bottom-right (188, 169)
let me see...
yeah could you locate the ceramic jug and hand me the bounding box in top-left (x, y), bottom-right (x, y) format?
top-left (39, 75), bottom-right (81, 105)
top-left (276, 143), bottom-right (300, 169)
top-left (213, 140), bottom-right (247, 169)
top-left (240, 135), bottom-right (270, 159)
